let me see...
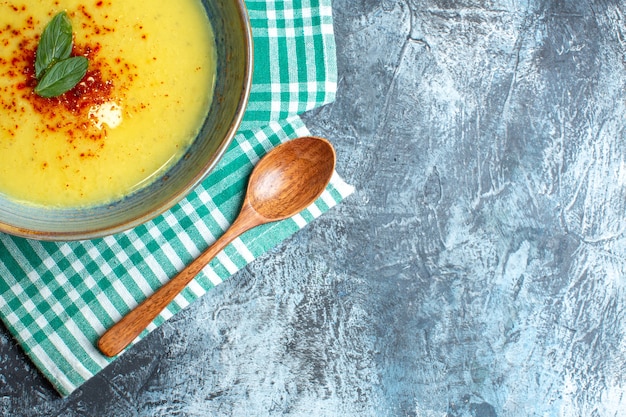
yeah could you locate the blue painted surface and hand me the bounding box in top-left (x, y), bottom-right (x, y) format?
top-left (2, 0), bottom-right (626, 415)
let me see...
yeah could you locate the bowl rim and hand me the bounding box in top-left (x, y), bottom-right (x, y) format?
top-left (0, 0), bottom-right (254, 241)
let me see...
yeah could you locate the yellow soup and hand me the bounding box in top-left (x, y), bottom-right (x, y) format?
top-left (0, 0), bottom-right (216, 207)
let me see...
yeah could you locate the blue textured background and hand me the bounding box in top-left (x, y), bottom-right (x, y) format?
top-left (2, 0), bottom-right (626, 415)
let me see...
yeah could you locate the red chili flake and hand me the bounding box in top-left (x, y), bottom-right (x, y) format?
top-left (1, 13), bottom-right (137, 154)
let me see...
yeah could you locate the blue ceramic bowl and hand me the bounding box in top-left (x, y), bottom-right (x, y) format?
top-left (0, 0), bottom-right (253, 240)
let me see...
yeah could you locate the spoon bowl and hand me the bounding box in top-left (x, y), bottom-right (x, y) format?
top-left (98, 136), bottom-right (336, 357)
top-left (248, 136), bottom-right (336, 220)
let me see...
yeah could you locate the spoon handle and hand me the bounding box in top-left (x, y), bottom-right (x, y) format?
top-left (97, 202), bottom-right (264, 357)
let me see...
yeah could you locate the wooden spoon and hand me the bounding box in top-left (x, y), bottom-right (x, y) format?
top-left (98, 136), bottom-right (336, 357)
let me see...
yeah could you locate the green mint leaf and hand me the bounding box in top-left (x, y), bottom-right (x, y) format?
top-left (34, 56), bottom-right (88, 98)
top-left (35, 12), bottom-right (74, 79)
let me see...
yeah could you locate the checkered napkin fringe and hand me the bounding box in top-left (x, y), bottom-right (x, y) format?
top-left (0, 0), bottom-right (352, 396)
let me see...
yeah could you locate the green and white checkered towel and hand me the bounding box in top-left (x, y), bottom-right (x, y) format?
top-left (0, 0), bottom-right (352, 396)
